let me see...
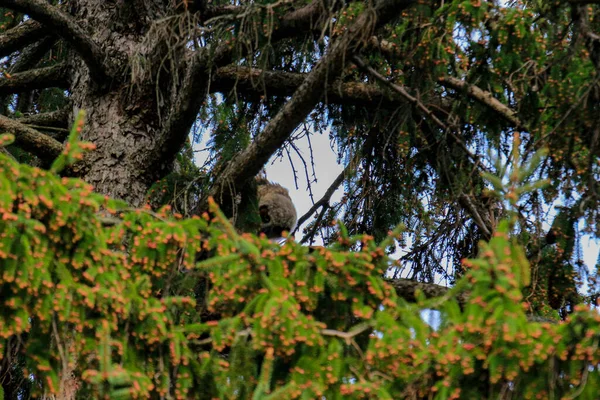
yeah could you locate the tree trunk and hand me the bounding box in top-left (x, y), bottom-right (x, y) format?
top-left (66, 0), bottom-right (172, 206)
top-left (71, 86), bottom-right (161, 206)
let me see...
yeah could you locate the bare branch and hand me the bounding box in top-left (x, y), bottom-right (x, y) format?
top-left (208, 0), bottom-right (417, 207)
top-left (212, 65), bottom-right (408, 108)
top-left (385, 278), bottom-right (468, 305)
top-left (0, 114), bottom-right (62, 164)
top-left (0, 20), bottom-right (47, 59)
top-left (439, 76), bottom-right (526, 131)
top-left (295, 166), bottom-right (348, 232)
top-left (2, 0), bottom-right (113, 82)
top-left (294, 134), bottom-right (375, 238)
top-left (458, 194), bottom-right (493, 239)
top-left (321, 323), bottom-right (371, 342)
top-left (0, 63), bottom-right (69, 94)
top-left (18, 107), bottom-right (70, 129)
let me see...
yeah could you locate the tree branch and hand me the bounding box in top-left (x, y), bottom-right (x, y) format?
top-left (0, 19), bottom-right (47, 59)
top-left (195, 3), bottom-right (243, 20)
top-left (386, 277), bottom-right (468, 305)
top-left (438, 76), bottom-right (526, 131)
top-left (207, 0), bottom-right (417, 208)
top-left (154, 0), bottom-right (351, 167)
top-left (352, 55), bottom-right (448, 130)
top-left (295, 166), bottom-right (349, 232)
top-left (573, 5), bottom-right (600, 72)
top-left (352, 55), bottom-right (489, 172)
top-left (9, 36), bottom-right (56, 74)
top-left (271, 0), bottom-right (339, 40)
top-left (294, 134), bottom-right (375, 238)
top-left (212, 65), bottom-right (407, 108)
top-left (0, 63), bottom-right (69, 95)
top-left (0, 115), bottom-right (62, 165)
top-left (367, 36), bottom-right (526, 131)
top-left (2, 0), bottom-right (113, 82)
top-left (0, 35), bottom-right (56, 115)
top-left (458, 194), bottom-right (493, 239)
top-left (388, 277), bottom-right (556, 323)
top-left (18, 107), bottom-right (70, 129)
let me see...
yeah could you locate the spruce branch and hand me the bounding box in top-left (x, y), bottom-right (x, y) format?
top-left (0, 114), bottom-right (62, 165)
top-left (18, 107), bottom-right (70, 129)
top-left (212, 65), bottom-right (407, 108)
top-left (0, 19), bottom-right (47, 58)
top-left (353, 55), bottom-right (490, 173)
top-left (207, 0), bottom-right (417, 208)
top-left (0, 63), bottom-right (69, 94)
top-left (439, 76), bottom-right (526, 131)
top-left (367, 36), bottom-right (527, 130)
top-left (155, 0), bottom-right (346, 167)
top-left (2, 0), bottom-right (114, 82)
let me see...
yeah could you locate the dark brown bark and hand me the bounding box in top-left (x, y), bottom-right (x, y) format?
top-left (18, 108), bottom-right (70, 129)
top-left (0, 20), bottom-right (47, 58)
top-left (0, 63), bottom-right (69, 94)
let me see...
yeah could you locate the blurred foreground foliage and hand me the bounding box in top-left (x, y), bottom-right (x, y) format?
top-left (0, 131), bottom-right (599, 399)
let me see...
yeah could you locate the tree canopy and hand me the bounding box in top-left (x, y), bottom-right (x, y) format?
top-left (1, 127), bottom-right (599, 399)
top-left (0, 0), bottom-right (599, 398)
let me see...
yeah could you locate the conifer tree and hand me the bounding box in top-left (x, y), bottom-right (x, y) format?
top-left (0, 0), bottom-right (599, 398)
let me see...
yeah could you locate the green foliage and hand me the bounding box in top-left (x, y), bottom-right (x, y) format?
top-left (1, 136), bottom-right (600, 399)
top-left (1, 0), bottom-right (600, 397)
top-left (50, 110), bottom-right (94, 173)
